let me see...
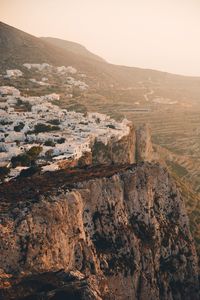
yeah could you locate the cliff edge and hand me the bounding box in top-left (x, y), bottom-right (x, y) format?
top-left (0, 163), bottom-right (199, 299)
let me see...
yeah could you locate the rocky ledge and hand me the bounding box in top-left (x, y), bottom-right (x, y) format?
top-left (0, 163), bottom-right (199, 299)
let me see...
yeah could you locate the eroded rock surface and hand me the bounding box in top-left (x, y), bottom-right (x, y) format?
top-left (0, 163), bottom-right (199, 299)
top-left (92, 124), bottom-right (136, 165)
top-left (136, 124), bottom-right (153, 162)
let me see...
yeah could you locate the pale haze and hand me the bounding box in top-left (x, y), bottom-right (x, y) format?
top-left (0, 0), bottom-right (200, 76)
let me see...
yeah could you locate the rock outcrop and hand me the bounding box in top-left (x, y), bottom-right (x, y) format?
top-left (0, 163), bottom-right (199, 299)
top-left (92, 124), bottom-right (136, 165)
top-left (136, 124), bottom-right (153, 162)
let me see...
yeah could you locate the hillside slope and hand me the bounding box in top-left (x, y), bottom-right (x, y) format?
top-left (1, 21), bottom-right (200, 90)
top-left (41, 36), bottom-right (106, 62)
top-left (0, 21), bottom-right (100, 75)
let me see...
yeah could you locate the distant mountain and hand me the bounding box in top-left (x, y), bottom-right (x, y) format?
top-left (1, 21), bottom-right (200, 94)
top-left (41, 37), bottom-right (106, 62)
top-left (0, 21), bottom-right (101, 74)
top-left (1, 21), bottom-right (199, 88)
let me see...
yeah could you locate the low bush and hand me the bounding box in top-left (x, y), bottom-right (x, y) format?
top-left (44, 140), bottom-right (55, 147)
top-left (34, 123), bottom-right (60, 133)
top-left (14, 122), bottom-right (25, 132)
top-left (47, 119), bottom-right (60, 125)
top-left (27, 146), bottom-right (43, 159)
top-left (11, 146), bottom-right (43, 167)
top-left (11, 154), bottom-right (31, 167)
top-left (57, 137), bottom-right (65, 144)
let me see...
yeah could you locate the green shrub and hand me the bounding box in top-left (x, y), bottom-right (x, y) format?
top-left (11, 146), bottom-right (43, 167)
top-left (27, 146), bottom-right (43, 159)
top-left (0, 120), bottom-right (13, 125)
top-left (57, 137), bottom-right (65, 144)
top-left (16, 99), bottom-right (23, 106)
top-left (34, 123), bottom-right (60, 133)
top-left (11, 154), bottom-right (31, 167)
top-left (47, 119), bottom-right (60, 125)
top-left (14, 122), bottom-right (25, 132)
top-left (45, 149), bottom-right (54, 158)
top-left (16, 99), bottom-right (32, 111)
top-left (44, 140), bottom-right (55, 147)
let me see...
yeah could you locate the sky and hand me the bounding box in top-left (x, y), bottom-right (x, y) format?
top-left (0, 0), bottom-right (200, 76)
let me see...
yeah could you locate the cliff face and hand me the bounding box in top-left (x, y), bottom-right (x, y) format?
top-left (92, 124), bottom-right (136, 165)
top-left (0, 163), bottom-right (199, 299)
top-left (136, 124), bottom-right (153, 162)
top-left (91, 123), bottom-right (154, 166)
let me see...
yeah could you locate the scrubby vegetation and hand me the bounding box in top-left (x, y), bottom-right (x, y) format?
top-left (14, 122), bottom-right (25, 132)
top-left (11, 146), bottom-right (43, 167)
top-left (57, 137), bottom-right (65, 144)
top-left (11, 154), bottom-right (31, 167)
top-left (47, 119), bottom-right (60, 125)
top-left (16, 99), bottom-right (32, 111)
top-left (33, 123), bottom-right (60, 133)
top-left (44, 140), bottom-right (55, 147)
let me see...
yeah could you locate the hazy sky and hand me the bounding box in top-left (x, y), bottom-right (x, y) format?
top-left (0, 0), bottom-right (200, 76)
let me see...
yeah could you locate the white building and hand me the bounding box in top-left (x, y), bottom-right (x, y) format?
top-left (5, 69), bottom-right (23, 78)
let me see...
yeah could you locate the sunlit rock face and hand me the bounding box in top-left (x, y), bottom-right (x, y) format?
top-left (0, 163), bottom-right (199, 299)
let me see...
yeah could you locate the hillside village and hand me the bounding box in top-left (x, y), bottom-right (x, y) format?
top-left (0, 64), bottom-right (131, 182)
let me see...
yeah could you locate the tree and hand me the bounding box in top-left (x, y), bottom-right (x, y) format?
top-left (11, 154), bottom-right (31, 167)
top-left (14, 122), bottom-right (25, 132)
top-left (44, 140), bottom-right (55, 147)
top-left (57, 138), bottom-right (65, 144)
top-left (27, 146), bottom-right (43, 159)
top-left (11, 146), bottom-right (43, 168)
top-left (34, 123), bottom-right (60, 133)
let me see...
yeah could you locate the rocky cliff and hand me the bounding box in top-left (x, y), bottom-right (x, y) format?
top-left (91, 123), bottom-right (154, 166)
top-left (92, 124), bottom-right (136, 165)
top-left (0, 163), bottom-right (199, 299)
top-left (136, 124), bottom-right (153, 162)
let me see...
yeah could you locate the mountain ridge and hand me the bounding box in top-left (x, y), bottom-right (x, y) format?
top-left (1, 21), bottom-right (200, 88)
top-left (41, 36), bottom-right (106, 63)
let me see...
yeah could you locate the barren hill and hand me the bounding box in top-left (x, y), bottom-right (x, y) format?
top-left (1, 21), bottom-right (200, 90)
top-left (41, 36), bottom-right (106, 62)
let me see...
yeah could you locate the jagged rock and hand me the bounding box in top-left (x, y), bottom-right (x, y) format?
top-left (0, 163), bottom-right (199, 299)
top-left (136, 124), bottom-right (153, 162)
